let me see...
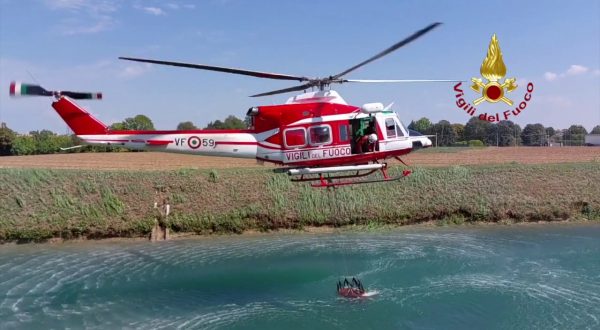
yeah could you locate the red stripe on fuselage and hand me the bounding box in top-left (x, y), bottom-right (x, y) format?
top-left (84, 139), bottom-right (128, 143)
top-left (108, 129), bottom-right (254, 135)
top-left (215, 141), bottom-right (257, 145)
top-left (146, 140), bottom-right (171, 146)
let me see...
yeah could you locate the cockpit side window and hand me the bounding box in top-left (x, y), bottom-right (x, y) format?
top-left (385, 118), bottom-right (397, 139)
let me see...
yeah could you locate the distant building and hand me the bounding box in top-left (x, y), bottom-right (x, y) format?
top-left (585, 134), bottom-right (600, 146)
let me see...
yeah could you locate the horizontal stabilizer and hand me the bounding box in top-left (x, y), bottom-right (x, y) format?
top-left (9, 82), bottom-right (102, 100)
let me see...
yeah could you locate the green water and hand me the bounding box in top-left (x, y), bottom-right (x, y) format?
top-left (1, 224), bottom-right (599, 329)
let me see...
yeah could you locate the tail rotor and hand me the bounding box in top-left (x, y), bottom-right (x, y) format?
top-left (9, 82), bottom-right (102, 100)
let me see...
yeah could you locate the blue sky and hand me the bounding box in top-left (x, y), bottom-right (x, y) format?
top-left (0, 0), bottom-right (598, 133)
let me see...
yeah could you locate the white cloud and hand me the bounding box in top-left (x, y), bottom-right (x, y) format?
top-left (45, 0), bottom-right (119, 35)
top-left (118, 63), bottom-right (153, 79)
top-left (536, 95), bottom-right (574, 108)
top-left (594, 69), bottom-right (600, 76)
top-left (142, 7), bottom-right (165, 16)
top-left (61, 17), bottom-right (114, 35)
top-left (45, 0), bottom-right (117, 13)
top-left (45, 0), bottom-right (86, 10)
top-left (565, 64), bottom-right (589, 76)
top-left (544, 72), bottom-right (558, 81)
top-left (544, 64), bottom-right (593, 82)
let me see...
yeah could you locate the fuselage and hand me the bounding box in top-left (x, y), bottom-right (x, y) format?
top-left (59, 90), bottom-right (432, 167)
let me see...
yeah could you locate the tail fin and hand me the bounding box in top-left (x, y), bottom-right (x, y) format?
top-left (52, 97), bottom-right (108, 135)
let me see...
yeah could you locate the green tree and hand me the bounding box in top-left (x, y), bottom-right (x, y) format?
top-left (451, 123), bottom-right (465, 142)
top-left (111, 115), bottom-right (155, 131)
top-left (464, 117), bottom-right (492, 144)
top-left (177, 121), bottom-right (197, 130)
top-left (205, 115), bottom-right (246, 129)
top-left (0, 122), bottom-right (16, 156)
top-left (11, 135), bottom-right (36, 155)
top-left (430, 120), bottom-right (456, 146)
top-left (224, 115), bottom-right (246, 129)
top-left (591, 125), bottom-right (600, 134)
top-left (565, 125), bottom-right (588, 146)
top-left (521, 124), bottom-right (547, 146)
top-left (205, 120), bottom-right (224, 129)
top-left (29, 130), bottom-right (61, 154)
top-left (407, 117), bottom-right (432, 134)
top-left (495, 121), bottom-right (521, 146)
top-left (54, 134), bottom-right (75, 151)
top-left (18, 130), bottom-right (75, 154)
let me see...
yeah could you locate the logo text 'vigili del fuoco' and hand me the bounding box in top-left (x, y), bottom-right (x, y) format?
top-left (453, 34), bottom-right (534, 122)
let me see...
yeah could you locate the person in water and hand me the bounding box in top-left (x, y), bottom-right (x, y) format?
top-left (337, 277), bottom-right (365, 297)
top-left (352, 278), bottom-right (365, 293)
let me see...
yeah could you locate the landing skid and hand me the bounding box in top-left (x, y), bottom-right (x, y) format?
top-left (289, 163), bottom-right (411, 188)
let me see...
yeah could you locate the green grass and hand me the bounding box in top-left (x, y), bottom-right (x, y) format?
top-left (0, 162), bottom-right (599, 242)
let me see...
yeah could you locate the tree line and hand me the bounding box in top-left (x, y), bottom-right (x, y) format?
top-left (408, 117), bottom-right (599, 147)
top-left (0, 115), bottom-right (247, 156)
top-left (1, 115), bottom-right (598, 156)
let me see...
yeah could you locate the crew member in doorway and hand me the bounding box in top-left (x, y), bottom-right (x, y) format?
top-left (357, 121), bottom-right (378, 153)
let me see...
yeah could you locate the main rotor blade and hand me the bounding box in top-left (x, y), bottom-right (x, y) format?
top-left (250, 82), bottom-right (317, 97)
top-left (119, 57), bottom-right (310, 82)
top-left (344, 79), bottom-right (462, 83)
top-left (332, 22), bottom-right (442, 79)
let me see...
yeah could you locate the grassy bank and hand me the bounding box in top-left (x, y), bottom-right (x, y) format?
top-left (1, 163), bottom-right (599, 242)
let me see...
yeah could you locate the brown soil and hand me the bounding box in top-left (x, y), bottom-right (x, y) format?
top-left (0, 147), bottom-right (598, 170)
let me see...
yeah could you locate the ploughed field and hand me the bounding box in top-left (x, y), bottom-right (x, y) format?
top-left (0, 147), bottom-right (599, 170)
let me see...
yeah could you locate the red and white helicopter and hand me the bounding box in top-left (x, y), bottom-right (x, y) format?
top-left (10, 22), bottom-right (455, 187)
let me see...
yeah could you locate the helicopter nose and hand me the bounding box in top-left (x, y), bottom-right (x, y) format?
top-left (423, 137), bottom-right (433, 147)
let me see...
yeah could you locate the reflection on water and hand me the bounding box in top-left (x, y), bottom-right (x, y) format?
top-left (1, 224), bottom-right (599, 329)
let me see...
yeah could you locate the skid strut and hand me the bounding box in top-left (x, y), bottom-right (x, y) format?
top-left (288, 162), bottom-right (412, 188)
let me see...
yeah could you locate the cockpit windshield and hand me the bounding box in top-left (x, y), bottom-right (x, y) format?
top-left (397, 120), bottom-right (408, 136)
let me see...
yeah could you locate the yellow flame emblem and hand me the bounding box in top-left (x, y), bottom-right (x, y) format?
top-left (471, 34), bottom-right (517, 105)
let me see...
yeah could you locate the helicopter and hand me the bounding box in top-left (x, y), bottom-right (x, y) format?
top-left (10, 22), bottom-right (456, 188)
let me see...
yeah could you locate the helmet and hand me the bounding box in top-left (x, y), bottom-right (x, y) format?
top-left (368, 133), bottom-right (378, 143)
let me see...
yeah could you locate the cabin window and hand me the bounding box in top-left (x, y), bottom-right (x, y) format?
top-left (339, 124), bottom-right (350, 142)
top-left (385, 118), bottom-right (397, 138)
top-left (309, 125), bottom-right (332, 146)
top-left (284, 128), bottom-right (307, 148)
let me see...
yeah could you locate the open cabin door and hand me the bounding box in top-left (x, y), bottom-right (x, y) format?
top-left (349, 116), bottom-right (378, 154)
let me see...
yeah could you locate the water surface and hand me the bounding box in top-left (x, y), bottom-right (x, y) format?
top-left (1, 224), bottom-right (599, 329)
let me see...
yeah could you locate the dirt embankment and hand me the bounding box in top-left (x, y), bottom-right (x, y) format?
top-left (0, 161), bottom-right (599, 243)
